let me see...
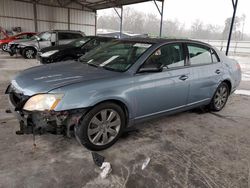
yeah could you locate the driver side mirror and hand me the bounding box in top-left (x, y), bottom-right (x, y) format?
top-left (138, 63), bottom-right (164, 73)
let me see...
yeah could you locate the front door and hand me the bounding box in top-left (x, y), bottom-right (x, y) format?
top-left (135, 43), bottom-right (190, 119)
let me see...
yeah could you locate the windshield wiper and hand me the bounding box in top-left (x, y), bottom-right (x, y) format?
top-left (102, 66), bottom-right (122, 72)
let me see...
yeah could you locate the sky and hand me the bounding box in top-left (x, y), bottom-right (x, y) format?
top-left (97, 0), bottom-right (250, 34)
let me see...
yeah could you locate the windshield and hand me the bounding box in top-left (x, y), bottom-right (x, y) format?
top-left (69, 37), bottom-right (91, 47)
top-left (30, 32), bottom-right (51, 41)
top-left (79, 41), bottom-right (152, 72)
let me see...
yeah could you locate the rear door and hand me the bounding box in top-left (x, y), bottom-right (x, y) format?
top-left (186, 43), bottom-right (222, 105)
top-left (135, 43), bottom-right (190, 118)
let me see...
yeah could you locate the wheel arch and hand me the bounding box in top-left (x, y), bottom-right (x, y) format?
top-left (22, 46), bottom-right (37, 58)
top-left (90, 99), bottom-right (130, 127)
top-left (222, 79), bottom-right (232, 93)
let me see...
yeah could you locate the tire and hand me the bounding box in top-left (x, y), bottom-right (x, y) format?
top-left (22, 47), bottom-right (36, 59)
top-left (75, 102), bottom-right (126, 151)
top-left (1, 43), bottom-right (8, 51)
top-left (210, 82), bottom-right (229, 111)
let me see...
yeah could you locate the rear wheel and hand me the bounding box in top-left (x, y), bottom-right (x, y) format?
top-left (75, 102), bottom-right (125, 151)
top-left (23, 47), bottom-right (36, 59)
top-left (210, 82), bottom-right (229, 111)
top-left (1, 43), bottom-right (8, 51)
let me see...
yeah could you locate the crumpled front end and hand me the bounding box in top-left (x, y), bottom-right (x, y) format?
top-left (5, 84), bottom-right (87, 137)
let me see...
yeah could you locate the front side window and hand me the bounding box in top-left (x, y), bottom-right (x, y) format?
top-left (142, 43), bottom-right (185, 69)
top-left (79, 41), bottom-right (152, 72)
top-left (38, 32), bottom-right (52, 41)
top-left (187, 44), bottom-right (212, 65)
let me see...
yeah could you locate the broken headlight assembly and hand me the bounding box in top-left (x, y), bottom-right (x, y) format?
top-left (23, 93), bottom-right (64, 111)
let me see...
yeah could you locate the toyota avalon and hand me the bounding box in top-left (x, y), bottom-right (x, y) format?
top-left (5, 38), bottom-right (241, 150)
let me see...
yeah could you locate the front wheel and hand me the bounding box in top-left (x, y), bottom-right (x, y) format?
top-left (75, 102), bottom-right (125, 151)
top-left (23, 48), bottom-right (36, 59)
top-left (1, 43), bottom-right (8, 51)
top-left (210, 82), bottom-right (229, 111)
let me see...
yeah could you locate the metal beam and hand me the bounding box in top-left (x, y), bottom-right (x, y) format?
top-left (226, 0), bottom-right (238, 56)
top-left (68, 8), bottom-right (70, 30)
top-left (114, 7), bottom-right (123, 38)
top-left (33, 2), bottom-right (38, 32)
top-left (153, 0), bottom-right (164, 37)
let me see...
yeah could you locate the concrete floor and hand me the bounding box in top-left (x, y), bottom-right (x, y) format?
top-left (0, 52), bottom-right (250, 188)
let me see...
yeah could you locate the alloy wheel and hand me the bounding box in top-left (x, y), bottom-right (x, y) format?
top-left (26, 50), bottom-right (34, 59)
top-left (214, 84), bottom-right (228, 110)
top-left (88, 109), bottom-right (121, 146)
top-left (2, 44), bottom-right (8, 51)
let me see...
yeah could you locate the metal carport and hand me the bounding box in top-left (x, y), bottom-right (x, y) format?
top-left (12, 0), bottom-right (239, 55)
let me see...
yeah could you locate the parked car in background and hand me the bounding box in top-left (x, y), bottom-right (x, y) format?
top-left (7, 30), bottom-right (85, 59)
top-left (5, 38), bottom-right (241, 150)
top-left (0, 32), bottom-right (36, 51)
top-left (37, 36), bottom-right (114, 64)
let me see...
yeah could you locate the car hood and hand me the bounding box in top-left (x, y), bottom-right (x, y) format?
top-left (11, 61), bottom-right (121, 96)
top-left (40, 44), bottom-right (75, 53)
top-left (9, 38), bottom-right (35, 45)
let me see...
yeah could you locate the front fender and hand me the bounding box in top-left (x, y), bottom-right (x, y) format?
top-left (50, 78), bottom-right (136, 119)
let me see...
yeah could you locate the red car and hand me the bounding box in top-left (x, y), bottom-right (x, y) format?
top-left (0, 32), bottom-right (36, 51)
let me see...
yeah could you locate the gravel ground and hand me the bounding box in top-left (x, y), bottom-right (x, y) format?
top-left (0, 52), bottom-right (250, 188)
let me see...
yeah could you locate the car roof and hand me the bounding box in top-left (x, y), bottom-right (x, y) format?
top-left (88, 35), bottom-right (115, 40)
top-left (120, 37), bottom-right (212, 47)
top-left (51, 30), bottom-right (83, 33)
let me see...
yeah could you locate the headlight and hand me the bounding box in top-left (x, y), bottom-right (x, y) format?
top-left (41, 50), bottom-right (58, 57)
top-left (23, 94), bottom-right (64, 111)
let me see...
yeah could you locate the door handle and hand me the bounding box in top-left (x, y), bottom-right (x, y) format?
top-left (215, 69), bottom-right (221, 74)
top-left (179, 75), bottom-right (188, 81)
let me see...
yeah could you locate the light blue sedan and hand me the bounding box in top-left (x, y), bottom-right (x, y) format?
top-left (6, 38), bottom-right (241, 150)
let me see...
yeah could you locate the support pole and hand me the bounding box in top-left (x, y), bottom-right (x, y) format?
top-left (68, 8), bottom-right (70, 30)
top-left (160, 0), bottom-right (164, 37)
top-left (114, 7), bottom-right (123, 38)
top-left (95, 10), bottom-right (97, 36)
top-left (120, 6), bottom-right (123, 38)
top-left (153, 0), bottom-right (164, 37)
top-left (33, 2), bottom-right (38, 32)
top-left (226, 0), bottom-right (238, 56)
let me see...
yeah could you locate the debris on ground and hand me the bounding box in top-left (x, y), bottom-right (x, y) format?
top-left (5, 109), bottom-right (11, 113)
top-left (121, 127), bottom-right (139, 138)
top-left (100, 162), bottom-right (112, 179)
top-left (141, 157), bottom-right (151, 170)
top-left (92, 152), bottom-right (105, 167)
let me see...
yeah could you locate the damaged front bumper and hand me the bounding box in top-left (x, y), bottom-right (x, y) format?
top-left (6, 85), bottom-right (87, 137)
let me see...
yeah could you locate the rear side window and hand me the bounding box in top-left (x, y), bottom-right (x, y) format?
top-left (211, 49), bottom-right (220, 63)
top-left (58, 32), bottom-right (82, 40)
top-left (143, 43), bottom-right (185, 69)
top-left (187, 44), bottom-right (212, 65)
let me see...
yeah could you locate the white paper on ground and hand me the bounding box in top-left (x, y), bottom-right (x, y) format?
top-left (100, 162), bottom-right (112, 179)
top-left (235, 89), bottom-right (250, 96)
top-left (141, 157), bottom-right (151, 170)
